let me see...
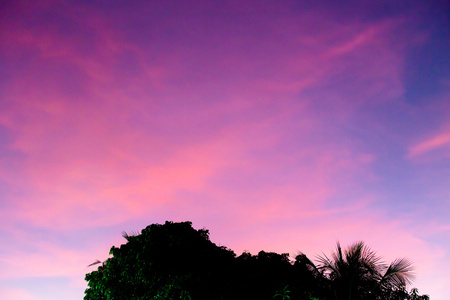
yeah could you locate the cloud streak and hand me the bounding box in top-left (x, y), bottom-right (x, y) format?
top-left (408, 132), bottom-right (450, 158)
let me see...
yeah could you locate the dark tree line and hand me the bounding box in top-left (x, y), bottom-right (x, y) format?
top-left (85, 221), bottom-right (429, 300)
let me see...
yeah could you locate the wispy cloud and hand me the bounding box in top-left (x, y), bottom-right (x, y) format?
top-left (408, 132), bottom-right (450, 158)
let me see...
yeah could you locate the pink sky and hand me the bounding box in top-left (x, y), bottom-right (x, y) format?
top-left (0, 1), bottom-right (449, 299)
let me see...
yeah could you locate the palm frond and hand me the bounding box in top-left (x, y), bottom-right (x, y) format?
top-left (317, 253), bottom-right (335, 271)
top-left (87, 260), bottom-right (102, 267)
top-left (317, 245), bottom-right (342, 279)
top-left (380, 258), bottom-right (414, 288)
top-left (122, 229), bottom-right (140, 241)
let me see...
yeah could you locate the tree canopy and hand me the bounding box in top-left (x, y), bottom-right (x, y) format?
top-left (85, 221), bottom-right (429, 300)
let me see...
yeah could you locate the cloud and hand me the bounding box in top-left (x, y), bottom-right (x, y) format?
top-left (408, 132), bottom-right (450, 158)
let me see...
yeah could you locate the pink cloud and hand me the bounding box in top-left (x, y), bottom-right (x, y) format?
top-left (2, 95), bottom-right (377, 231)
top-left (1, 19), bottom-right (392, 230)
top-left (408, 132), bottom-right (450, 158)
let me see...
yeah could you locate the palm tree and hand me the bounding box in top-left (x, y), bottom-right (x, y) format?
top-left (317, 241), bottom-right (414, 300)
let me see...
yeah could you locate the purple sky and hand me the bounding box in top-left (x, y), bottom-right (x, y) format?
top-left (0, 1), bottom-right (449, 299)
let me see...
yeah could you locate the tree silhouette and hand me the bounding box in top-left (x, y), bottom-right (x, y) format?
top-left (84, 221), bottom-right (236, 300)
top-left (84, 222), bottom-right (428, 300)
top-left (317, 241), bottom-right (414, 300)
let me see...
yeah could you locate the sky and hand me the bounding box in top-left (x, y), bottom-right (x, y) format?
top-left (0, 0), bottom-right (449, 299)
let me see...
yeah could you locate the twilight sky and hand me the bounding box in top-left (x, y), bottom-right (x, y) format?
top-left (0, 1), bottom-right (449, 299)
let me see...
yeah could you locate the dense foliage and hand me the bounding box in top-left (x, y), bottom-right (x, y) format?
top-left (85, 221), bottom-right (429, 300)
